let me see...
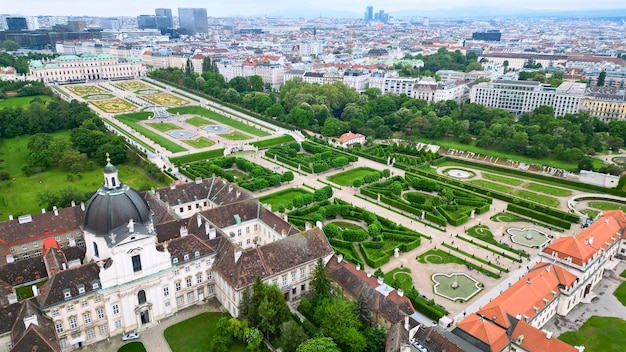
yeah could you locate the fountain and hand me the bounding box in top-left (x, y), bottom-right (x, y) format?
top-left (451, 277), bottom-right (459, 289)
top-left (203, 125), bottom-right (231, 133)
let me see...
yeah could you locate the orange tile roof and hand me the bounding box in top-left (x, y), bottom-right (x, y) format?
top-left (543, 211), bottom-right (625, 266)
top-left (334, 131), bottom-right (365, 143)
top-left (477, 263), bottom-right (575, 329)
top-left (457, 314), bottom-right (510, 351)
top-left (510, 320), bottom-right (578, 352)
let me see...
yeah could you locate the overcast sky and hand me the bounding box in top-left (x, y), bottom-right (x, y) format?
top-left (3, 0), bottom-right (623, 17)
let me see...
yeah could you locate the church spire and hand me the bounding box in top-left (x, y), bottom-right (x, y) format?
top-left (103, 152), bottom-right (120, 189)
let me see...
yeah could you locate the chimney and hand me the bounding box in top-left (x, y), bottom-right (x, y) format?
top-left (236, 190), bottom-right (241, 198)
top-left (195, 177), bottom-right (202, 184)
top-left (180, 226), bottom-right (188, 237)
top-left (337, 254), bottom-right (343, 263)
top-left (234, 248), bottom-right (242, 263)
top-left (170, 183), bottom-right (176, 190)
top-left (366, 271), bottom-right (372, 278)
top-left (41, 208), bottom-right (46, 214)
top-left (61, 263), bottom-right (67, 270)
top-left (197, 213), bottom-right (202, 228)
top-left (228, 186), bottom-right (233, 193)
top-left (575, 346), bottom-right (585, 352)
top-left (71, 200), bottom-right (76, 207)
top-left (377, 277), bottom-right (383, 285)
top-left (9, 215), bottom-right (13, 221)
top-left (356, 264), bottom-right (360, 271)
top-left (32, 285), bottom-right (39, 297)
top-left (605, 218), bottom-right (609, 223)
top-left (516, 313), bottom-right (522, 320)
top-left (398, 289), bottom-right (404, 297)
top-left (23, 315), bottom-right (39, 329)
top-left (589, 236), bottom-right (594, 245)
top-left (546, 331), bottom-right (553, 340)
top-left (404, 315), bottom-right (410, 330)
top-left (53, 206), bottom-right (58, 216)
top-left (80, 202), bottom-right (85, 211)
top-left (208, 226), bottom-right (216, 240)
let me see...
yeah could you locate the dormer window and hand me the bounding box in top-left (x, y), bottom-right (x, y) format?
top-left (173, 257), bottom-right (179, 264)
top-left (183, 253), bottom-right (189, 260)
top-left (92, 282), bottom-right (100, 290)
top-left (77, 285), bottom-right (85, 294)
top-left (63, 289), bottom-right (71, 299)
top-left (194, 250), bottom-right (200, 257)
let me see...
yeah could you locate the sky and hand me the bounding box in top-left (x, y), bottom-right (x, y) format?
top-left (2, 0), bottom-right (623, 17)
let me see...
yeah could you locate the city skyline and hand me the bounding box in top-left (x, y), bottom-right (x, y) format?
top-left (2, 0), bottom-right (625, 17)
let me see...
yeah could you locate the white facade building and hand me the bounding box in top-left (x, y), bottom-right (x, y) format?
top-left (28, 54), bottom-right (144, 83)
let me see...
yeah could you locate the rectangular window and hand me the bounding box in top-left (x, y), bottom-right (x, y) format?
top-left (254, 224), bottom-right (258, 231)
top-left (56, 322), bottom-right (64, 333)
top-left (163, 287), bottom-right (169, 296)
top-left (196, 273), bottom-right (202, 284)
top-left (100, 325), bottom-right (108, 336)
top-left (97, 308), bottom-right (104, 320)
top-left (67, 304), bottom-right (73, 311)
top-left (187, 291), bottom-right (194, 302)
top-left (292, 272), bottom-right (296, 282)
top-left (185, 265), bottom-right (190, 272)
top-left (174, 269), bottom-right (179, 276)
top-left (175, 282), bottom-right (181, 292)
top-left (208, 285), bottom-right (214, 294)
top-left (87, 329), bottom-right (95, 340)
top-left (52, 309), bottom-right (59, 316)
top-left (94, 295), bottom-right (102, 302)
top-left (83, 312), bottom-right (91, 324)
top-left (195, 262), bottom-right (201, 269)
top-left (186, 277), bottom-right (192, 288)
top-left (112, 304), bottom-right (119, 315)
top-left (300, 268), bottom-right (305, 279)
top-left (69, 317), bottom-right (78, 329)
top-left (176, 296), bottom-right (184, 306)
top-left (246, 226), bottom-right (250, 234)
top-left (246, 239), bottom-right (250, 245)
top-left (81, 300), bottom-right (88, 307)
top-left (207, 271), bottom-right (213, 280)
top-left (282, 276), bottom-right (287, 287)
top-left (115, 320), bottom-right (122, 329)
top-left (237, 229), bottom-right (241, 236)
top-left (132, 255), bottom-right (142, 272)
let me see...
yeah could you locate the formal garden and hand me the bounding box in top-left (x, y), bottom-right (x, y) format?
top-left (265, 141), bottom-right (357, 174)
top-left (115, 80), bottom-right (151, 91)
top-left (164, 312), bottom-right (246, 352)
top-left (142, 93), bottom-right (189, 106)
top-left (431, 272), bottom-right (482, 303)
top-left (65, 84), bottom-right (106, 96)
top-left (83, 93), bottom-right (115, 100)
top-left (327, 167), bottom-right (383, 186)
top-left (179, 156), bottom-right (294, 192)
top-left (91, 98), bottom-right (138, 114)
top-left (115, 111), bottom-right (187, 153)
top-left (184, 137), bottom-right (215, 148)
top-left (259, 188), bottom-right (313, 212)
top-left (168, 106), bottom-right (271, 137)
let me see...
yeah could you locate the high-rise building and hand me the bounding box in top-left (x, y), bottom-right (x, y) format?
top-left (472, 30), bottom-right (501, 41)
top-left (6, 17), bottom-right (28, 31)
top-left (100, 18), bottom-right (120, 30)
top-left (137, 15), bottom-right (157, 29)
top-left (364, 6), bottom-right (373, 21)
top-left (178, 8), bottom-right (208, 35)
top-left (155, 8), bottom-right (173, 31)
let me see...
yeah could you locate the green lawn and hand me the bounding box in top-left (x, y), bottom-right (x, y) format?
top-left (115, 112), bottom-right (187, 153)
top-left (118, 342), bottom-right (147, 352)
top-left (330, 221), bottom-right (365, 231)
top-left (588, 201), bottom-right (626, 211)
top-left (184, 137), bottom-right (215, 148)
top-left (559, 316), bottom-right (626, 352)
top-left (490, 212), bottom-right (525, 222)
top-left (259, 188), bottom-right (312, 211)
top-left (614, 281), bottom-right (626, 306)
top-left (186, 116), bottom-right (212, 127)
top-left (620, 269), bottom-right (626, 278)
top-left (468, 180), bottom-right (512, 193)
top-left (251, 135), bottom-right (295, 149)
top-left (383, 268), bottom-right (414, 293)
top-left (219, 131), bottom-right (251, 140)
top-left (15, 279), bottom-right (47, 300)
top-left (417, 249), bottom-right (465, 265)
top-left (147, 122), bottom-right (180, 132)
top-left (164, 312), bottom-right (245, 352)
top-left (0, 132), bottom-right (167, 217)
top-left (168, 106), bottom-right (270, 137)
top-left (0, 95), bottom-right (52, 108)
top-left (170, 149), bottom-right (226, 165)
top-left (525, 182), bottom-right (571, 197)
top-left (481, 173), bottom-right (522, 186)
top-left (327, 167), bottom-right (380, 186)
top-left (581, 209), bottom-right (601, 219)
top-left (513, 189), bottom-right (560, 207)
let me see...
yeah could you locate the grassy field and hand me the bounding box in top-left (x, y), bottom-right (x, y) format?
top-left (0, 95), bottom-right (52, 108)
top-left (251, 135), bottom-right (295, 149)
top-left (621, 269), bottom-right (626, 278)
top-left (186, 117), bottom-right (212, 126)
top-left (118, 342), bottom-right (147, 352)
top-left (170, 149), bottom-right (226, 165)
top-left (481, 173), bottom-right (522, 186)
top-left (383, 268), bottom-right (414, 293)
top-left (513, 189), bottom-right (560, 207)
top-left (184, 137), bottom-right (215, 148)
top-left (525, 182), bottom-right (571, 197)
top-left (168, 106), bottom-right (270, 137)
top-left (164, 312), bottom-right (245, 352)
top-left (581, 209), bottom-right (601, 219)
top-left (219, 131), bottom-right (251, 140)
top-left (614, 281), bottom-right (626, 306)
top-left (259, 188), bottom-right (312, 210)
top-left (468, 180), bottom-right (512, 193)
top-left (490, 212), bottom-right (525, 222)
top-left (417, 249), bottom-right (466, 265)
top-left (327, 167), bottom-right (380, 186)
top-left (559, 316), bottom-right (626, 352)
top-left (588, 201), bottom-right (626, 211)
top-left (147, 122), bottom-right (180, 132)
top-left (115, 112), bottom-right (187, 153)
top-left (0, 131), bottom-right (167, 217)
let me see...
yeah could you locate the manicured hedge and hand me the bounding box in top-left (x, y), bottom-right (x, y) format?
top-left (406, 291), bottom-right (447, 321)
top-left (506, 204), bottom-right (572, 229)
top-left (170, 149), bottom-right (225, 165)
top-left (329, 239), bottom-right (364, 267)
top-left (360, 241), bottom-right (393, 268)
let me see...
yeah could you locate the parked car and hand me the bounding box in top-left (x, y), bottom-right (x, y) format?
top-left (122, 332), bottom-right (140, 341)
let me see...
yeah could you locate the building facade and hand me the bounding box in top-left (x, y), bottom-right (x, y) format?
top-left (28, 54), bottom-right (144, 84)
top-left (177, 8), bottom-right (208, 35)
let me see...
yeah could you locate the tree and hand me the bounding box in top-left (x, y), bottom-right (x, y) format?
top-left (355, 294), bottom-right (372, 327)
top-left (258, 295), bottom-right (276, 339)
top-left (281, 171), bottom-right (294, 183)
top-left (364, 327), bottom-right (387, 352)
top-left (278, 321), bottom-right (308, 352)
top-left (577, 156), bottom-right (595, 171)
top-left (311, 258), bottom-right (331, 304)
top-left (314, 299), bottom-right (366, 352)
top-left (184, 58), bottom-right (194, 76)
top-left (597, 70), bottom-right (607, 87)
top-left (245, 327), bottom-right (263, 352)
top-left (209, 316), bottom-right (233, 352)
top-left (1, 40), bottom-right (19, 51)
top-left (296, 337), bottom-right (340, 352)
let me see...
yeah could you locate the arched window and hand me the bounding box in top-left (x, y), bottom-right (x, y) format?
top-left (138, 290), bottom-right (146, 305)
top-left (93, 242), bottom-right (99, 258)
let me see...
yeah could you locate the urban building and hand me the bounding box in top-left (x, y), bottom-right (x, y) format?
top-left (177, 8), bottom-right (208, 36)
top-left (470, 80), bottom-right (585, 116)
top-left (581, 86), bottom-right (626, 121)
top-left (28, 54), bottom-right (144, 83)
top-left (329, 131), bottom-right (366, 148)
top-left (6, 17), bottom-right (28, 31)
top-left (154, 8), bottom-right (173, 31)
top-left (471, 30), bottom-right (501, 41)
top-left (99, 18), bottom-right (120, 31)
top-left (136, 15), bottom-right (157, 30)
top-left (365, 6), bottom-right (374, 21)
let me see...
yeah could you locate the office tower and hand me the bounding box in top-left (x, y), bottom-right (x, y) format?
top-left (364, 6), bottom-right (373, 21)
top-left (137, 15), bottom-right (157, 29)
top-left (472, 30), bottom-right (502, 41)
top-left (6, 17), bottom-right (28, 31)
top-left (101, 18), bottom-right (120, 30)
top-left (155, 8), bottom-right (173, 30)
top-left (178, 8), bottom-right (208, 35)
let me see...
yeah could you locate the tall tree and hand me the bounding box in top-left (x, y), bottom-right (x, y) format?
top-left (311, 258), bottom-right (331, 304)
top-left (355, 294), bottom-right (372, 327)
top-left (296, 337), bottom-right (340, 352)
top-left (597, 70), bottom-right (607, 86)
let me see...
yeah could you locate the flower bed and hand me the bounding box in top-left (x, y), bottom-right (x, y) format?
top-left (91, 98), bottom-right (137, 113)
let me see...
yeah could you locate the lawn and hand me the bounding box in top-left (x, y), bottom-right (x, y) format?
top-left (15, 279), bottom-right (47, 300)
top-left (170, 149), bottom-right (226, 165)
top-left (184, 137), bottom-right (215, 148)
top-left (558, 316), bottom-right (626, 352)
top-left (330, 221), bottom-right (365, 231)
top-left (481, 173), bottom-right (522, 186)
top-left (186, 116), bottom-right (212, 127)
top-left (581, 209), bottom-right (601, 219)
top-left (164, 312), bottom-right (245, 352)
top-left (621, 269), bottom-right (626, 278)
top-left (383, 268), bottom-right (414, 293)
top-left (588, 201), bottom-right (626, 211)
top-left (147, 122), bottom-right (180, 132)
top-left (168, 106), bottom-right (270, 137)
top-left (219, 131), bottom-right (251, 140)
top-left (525, 182), bottom-right (571, 197)
top-left (251, 135), bottom-right (295, 149)
top-left (417, 249), bottom-right (465, 265)
top-left (91, 98), bottom-right (138, 114)
top-left (614, 281), bottom-right (626, 306)
top-left (513, 189), bottom-right (560, 207)
top-left (115, 112), bottom-right (187, 153)
top-left (0, 132), bottom-right (167, 217)
top-left (490, 212), bottom-right (525, 222)
top-left (118, 342), bottom-right (147, 352)
top-left (259, 188), bottom-right (312, 211)
top-left (327, 167), bottom-right (380, 186)
top-left (0, 95), bottom-right (52, 108)
top-left (468, 180), bottom-right (512, 193)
